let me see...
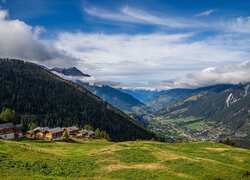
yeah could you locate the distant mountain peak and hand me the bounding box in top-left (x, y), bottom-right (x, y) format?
top-left (50, 67), bottom-right (91, 77)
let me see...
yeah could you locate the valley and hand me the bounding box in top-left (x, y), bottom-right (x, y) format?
top-left (48, 65), bottom-right (250, 145)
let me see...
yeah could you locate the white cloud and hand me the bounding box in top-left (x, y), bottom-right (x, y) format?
top-left (229, 16), bottom-right (250, 34)
top-left (53, 31), bottom-right (250, 84)
top-left (1, 9), bottom-right (250, 91)
top-left (116, 61), bottom-right (250, 90)
top-left (195, 9), bottom-right (216, 17)
top-left (0, 10), bottom-right (80, 67)
top-left (84, 6), bottom-right (250, 34)
top-left (52, 71), bottom-right (121, 87)
top-left (170, 60), bottom-right (250, 89)
top-left (84, 6), bottom-right (205, 28)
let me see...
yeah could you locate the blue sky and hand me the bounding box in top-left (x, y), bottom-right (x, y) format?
top-left (0, 0), bottom-right (250, 89)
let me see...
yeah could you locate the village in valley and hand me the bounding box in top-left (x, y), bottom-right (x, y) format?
top-left (0, 122), bottom-right (95, 141)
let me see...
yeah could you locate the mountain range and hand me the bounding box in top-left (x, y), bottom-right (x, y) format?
top-left (1, 59), bottom-right (249, 144)
top-left (144, 84), bottom-right (250, 142)
top-left (49, 67), bottom-right (152, 118)
top-left (49, 66), bottom-right (250, 143)
top-left (0, 58), bottom-right (157, 141)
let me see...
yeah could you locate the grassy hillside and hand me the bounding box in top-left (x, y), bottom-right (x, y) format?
top-left (0, 139), bottom-right (249, 179)
top-left (0, 58), bottom-right (157, 141)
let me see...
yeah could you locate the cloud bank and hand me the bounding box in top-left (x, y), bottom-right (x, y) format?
top-left (115, 61), bottom-right (250, 90)
top-left (0, 10), bottom-right (80, 67)
top-left (1, 8), bottom-right (250, 90)
top-left (54, 31), bottom-right (250, 84)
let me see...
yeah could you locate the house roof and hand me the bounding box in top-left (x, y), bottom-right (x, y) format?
top-left (0, 122), bottom-right (14, 130)
top-left (88, 131), bottom-right (95, 136)
top-left (26, 130), bottom-right (34, 134)
top-left (66, 126), bottom-right (79, 132)
top-left (15, 124), bottom-right (22, 130)
top-left (78, 129), bottom-right (88, 134)
top-left (47, 127), bottom-right (65, 134)
top-left (33, 127), bottom-right (49, 132)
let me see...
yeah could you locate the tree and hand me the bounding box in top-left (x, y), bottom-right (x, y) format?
top-left (29, 122), bottom-right (36, 130)
top-left (95, 128), bottom-right (100, 138)
top-left (63, 131), bottom-right (69, 141)
top-left (84, 124), bottom-right (93, 131)
top-left (0, 108), bottom-right (17, 124)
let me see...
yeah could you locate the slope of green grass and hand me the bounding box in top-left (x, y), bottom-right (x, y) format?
top-left (0, 138), bottom-right (249, 179)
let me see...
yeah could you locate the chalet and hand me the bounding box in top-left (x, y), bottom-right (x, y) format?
top-left (77, 129), bottom-right (88, 138)
top-left (44, 127), bottom-right (65, 141)
top-left (66, 126), bottom-right (79, 137)
top-left (0, 123), bottom-right (15, 139)
top-left (15, 124), bottom-right (23, 138)
top-left (88, 131), bottom-right (95, 139)
top-left (25, 130), bottom-right (34, 138)
top-left (33, 127), bottom-right (49, 139)
top-left (25, 126), bottom-right (95, 141)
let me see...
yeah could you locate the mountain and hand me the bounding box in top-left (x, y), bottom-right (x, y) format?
top-left (0, 58), bottom-right (158, 141)
top-left (119, 89), bottom-right (158, 103)
top-left (144, 84), bottom-right (250, 141)
top-left (51, 67), bottom-right (151, 116)
top-left (50, 67), bottom-right (91, 77)
top-left (145, 84), bottom-right (235, 111)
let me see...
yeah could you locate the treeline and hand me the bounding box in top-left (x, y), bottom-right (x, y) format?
top-left (0, 108), bottom-right (18, 124)
top-left (0, 59), bottom-right (158, 141)
top-left (84, 124), bottom-right (110, 140)
top-left (219, 138), bottom-right (250, 149)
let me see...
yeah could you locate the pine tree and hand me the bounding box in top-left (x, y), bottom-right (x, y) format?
top-left (63, 131), bottom-right (69, 141)
top-left (84, 124), bottom-right (93, 131)
top-left (0, 108), bottom-right (17, 124)
top-left (95, 128), bottom-right (100, 138)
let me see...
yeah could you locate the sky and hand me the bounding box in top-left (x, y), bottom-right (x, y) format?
top-left (0, 0), bottom-right (250, 90)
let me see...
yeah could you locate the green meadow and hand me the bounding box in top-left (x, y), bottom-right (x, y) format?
top-left (0, 138), bottom-right (249, 179)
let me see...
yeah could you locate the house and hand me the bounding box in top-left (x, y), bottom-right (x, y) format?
top-left (66, 126), bottom-right (79, 137)
top-left (88, 131), bottom-right (95, 139)
top-left (44, 127), bottom-right (65, 141)
top-left (15, 124), bottom-right (23, 138)
top-left (33, 127), bottom-right (49, 139)
top-left (77, 129), bottom-right (88, 138)
top-left (25, 130), bottom-right (34, 138)
top-left (0, 122), bottom-right (15, 139)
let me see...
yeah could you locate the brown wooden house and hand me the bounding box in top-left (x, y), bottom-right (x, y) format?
top-left (33, 127), bottom-right (49, 139)
top-left (77, 129), bottom-right (88, 138)
top-left (88, 131), bottom-right (95, 139)
top-left (44, 127), bottom-right (65, 141)
top-left (66, 126), bottom-right (79, 137)
top-left (0, 123), bottom-right (15, 139)
top-left (25, 130), bottom-right (34, 138)
top-left (15, 124), bottom-right (23, 138)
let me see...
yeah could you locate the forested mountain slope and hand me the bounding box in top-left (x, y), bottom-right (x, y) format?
top-left (0, 58), bottom-right (157, 141)
top-left (145, 84), bottom-right (250, 141)
top-left (146, 84), bottom-right (234, 111)
top-left (50, 67), bottom-right (151, 116)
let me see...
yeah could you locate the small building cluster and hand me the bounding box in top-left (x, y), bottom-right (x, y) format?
top-left (25, 126), bottom-right (95, 140)
top-left (0, 122), bottom-right (23, 139)
top-left (0, 122), bottom-right (95, 141)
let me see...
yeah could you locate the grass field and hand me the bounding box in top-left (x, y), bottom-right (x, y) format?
top-left (0, 138), bottom-right (249, 179)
